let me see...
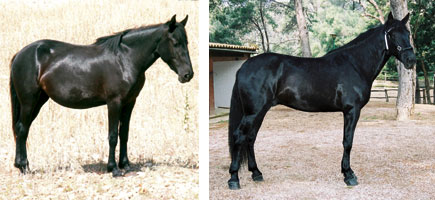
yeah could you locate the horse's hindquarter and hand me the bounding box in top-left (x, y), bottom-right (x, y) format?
top-left (37, 40), bottom-right (134, 109)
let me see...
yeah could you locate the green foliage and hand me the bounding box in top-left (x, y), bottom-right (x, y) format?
top-left (409, 0), bottom-right (435, 73)
top-left (310, 1), bottom-right (368, 56)
top-left (209, 0), bottom-right (277, 50)
top-left (209, 0), bottom-right (244, 45)
top-left (209, 0), bottom-right (434, 76)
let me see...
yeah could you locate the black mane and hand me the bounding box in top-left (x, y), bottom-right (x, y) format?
top-left (325, 24), bottom-right (384, 55)
top-left (93, 23), bottom-right (163, 53)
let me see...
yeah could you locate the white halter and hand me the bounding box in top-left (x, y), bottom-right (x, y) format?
top-left (384, 32), bottom-right (389, 50)
top-left (384, 28), bottom-right (393, 51)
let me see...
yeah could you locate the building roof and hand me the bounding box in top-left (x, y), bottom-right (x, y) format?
top-left (209, 42), bottom-right (257, 53)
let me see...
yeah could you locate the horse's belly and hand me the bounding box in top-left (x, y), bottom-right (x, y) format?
top-left (40, 76), bottom-right (106, 109)
top-left (276, 87), bottom-right (340, 112)
top-left (49, 94), bottom-right (106, 109)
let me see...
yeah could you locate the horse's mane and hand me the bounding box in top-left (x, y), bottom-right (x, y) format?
top-left (325, 24), bottom-right (384, 55)
top-left (93, 23), bottom-right (163, 53)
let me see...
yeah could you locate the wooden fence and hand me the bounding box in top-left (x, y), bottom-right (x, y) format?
top-left (371, 87), bottom-right (434, 104)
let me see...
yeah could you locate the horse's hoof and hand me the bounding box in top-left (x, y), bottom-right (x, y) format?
top-left (228, 181), bottom-right (241, 190)
top-left (112, 169), bottom-right (124, 177)
top-left (118, 159), bottom-right (130, 169)
top-left (123, 164), bottom-right (131, 172)
top-left (344, 176), bottom-right (358, 186)
top-left (252, 174), bottom-right (264, 182)
top-left (14, 162), bottom-right (28, 174)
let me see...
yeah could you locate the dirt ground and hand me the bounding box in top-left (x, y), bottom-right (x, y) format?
top-left (209, 102), bottom-right (435, 199)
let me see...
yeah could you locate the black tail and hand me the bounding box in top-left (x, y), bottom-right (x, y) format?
top-left (10, 54), bottom-right (19, 142)
top-left (228, 78), bottom-right (248, 165)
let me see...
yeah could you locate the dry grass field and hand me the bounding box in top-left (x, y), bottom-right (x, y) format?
top-left (210, 102), bottom-right (435, 199)
top-left (0, 0), bottom-right (198, 199)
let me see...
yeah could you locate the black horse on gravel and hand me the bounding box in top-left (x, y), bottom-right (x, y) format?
top-left (10, 15), bottom-right (193, 177)
top-left (228, 12), bottom-right (416, 189)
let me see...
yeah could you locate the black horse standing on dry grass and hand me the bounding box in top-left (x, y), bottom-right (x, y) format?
top-left (10, 15), bottom-right (193, 177)
top-left (228, 12), bottom-right (416, 189)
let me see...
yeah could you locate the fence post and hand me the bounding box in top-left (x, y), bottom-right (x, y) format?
top-left (422, 88), bottom-right (426, 104)
top-left (384, 89), bottom-right (389, 102)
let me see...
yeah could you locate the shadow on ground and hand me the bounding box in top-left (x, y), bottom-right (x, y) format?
top-left (81, 158), bottom-right (198, 175)
top-left (81, 159), bottom-right (156, 175)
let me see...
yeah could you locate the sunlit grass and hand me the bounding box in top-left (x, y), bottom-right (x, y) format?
top-left (0, 0), bottom-right (198, 199)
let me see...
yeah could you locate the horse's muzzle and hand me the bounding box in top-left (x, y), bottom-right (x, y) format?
top-left (401, 51), bottom-right (416, 69)
top-left (179, 71), bottom-right (194, 83)
top-left (404, 57), bottom-right (416, 69)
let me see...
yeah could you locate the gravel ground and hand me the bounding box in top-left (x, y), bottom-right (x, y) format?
top-left (209, 102), bottom-right (435, 200)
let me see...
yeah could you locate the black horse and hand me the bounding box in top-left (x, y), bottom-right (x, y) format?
top-left (10, 15), bottom-right (193, 176)
top-left (228, 12), bottom-right (416, 189)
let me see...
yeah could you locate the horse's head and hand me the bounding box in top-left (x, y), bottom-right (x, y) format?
top-left (384, 12), bottom-right (416, 69)
top-left (157, 15), bottom-right (194, 83)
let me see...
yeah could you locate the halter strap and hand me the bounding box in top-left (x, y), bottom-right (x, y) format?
top-left (384, 28), bottom-right (412, 52)
top-left (397, 45), bottom-right (413, 52)
top-left (384, 27), bottom-right (393, 51)
top-left (384, 32), bottom-right (389, 50)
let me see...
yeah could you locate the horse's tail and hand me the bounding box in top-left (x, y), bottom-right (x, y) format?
top-left (10, 54), bottom-right (19, 142)
top-left (228, 78), bottom-right (248, 165)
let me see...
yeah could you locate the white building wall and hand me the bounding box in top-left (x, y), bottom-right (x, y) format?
top-left (213, 60), bottom-right (245, 108)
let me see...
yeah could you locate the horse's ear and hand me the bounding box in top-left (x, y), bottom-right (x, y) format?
top-left (401, 13), bottom-right (410, 24)
top-left (168, 14), bottom-right (177, 33)
top-left (387, 12), bottom-right (394, 21)
top-left (385, 12), bottom-right (394, 27)
top-left (181, 15), bottom-right (188, 26)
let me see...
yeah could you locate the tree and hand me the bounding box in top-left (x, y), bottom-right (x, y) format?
top-left (309, 1), bottom-right (368, 56)
top-left (390, 0), bottom-right (416, 120)
top-left (295, 0), bottom-right (312, 57)
top-left (271, 0), bottom-right (312, 56)
top-left (209, 0), bottom-right (277, 53)
top-left (358, 0), bottom-right (387, 24)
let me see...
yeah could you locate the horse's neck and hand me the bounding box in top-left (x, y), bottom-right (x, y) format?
top-left (122, 26), bottom-right (164, 74)
top-left (346, 32), bottom-right (391, 83)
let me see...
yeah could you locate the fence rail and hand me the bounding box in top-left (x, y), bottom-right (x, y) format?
top-left (371, 87), bottom-right (434, 104)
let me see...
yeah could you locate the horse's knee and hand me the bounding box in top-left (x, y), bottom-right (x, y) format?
top-left (15, 122), bottom-right (29, 138)
top-left (234, 134), bottom-right (246, 145)
top-left (108, 133), bottom-right (118, 147)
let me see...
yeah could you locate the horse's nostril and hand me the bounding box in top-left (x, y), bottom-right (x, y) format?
top-left (407, 57), bottom-right (416, 64)
top-left (184, 73), bottom-right (190, 79)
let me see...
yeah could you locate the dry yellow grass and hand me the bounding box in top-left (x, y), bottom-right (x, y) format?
top-left (0, 0), bottom-right (199, 199)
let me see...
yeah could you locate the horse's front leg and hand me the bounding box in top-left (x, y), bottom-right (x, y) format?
top-left (107, 99), bottom-right (123, 177)
top-left (341, 107), bottom-right (361, 186)
top-left (118, 100), bottom-right (136, 171)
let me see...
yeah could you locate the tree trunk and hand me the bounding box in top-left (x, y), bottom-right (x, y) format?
top-left (294, 0), bottom-right (312, 57)
top-left (252, 19), bottom-right (267, 53)
top-left (391, 0), bottom-right (416, 121)
top-left (259, 0), bottom-right (270, 52)
top-left (421, 60), bottom-right (432, 104)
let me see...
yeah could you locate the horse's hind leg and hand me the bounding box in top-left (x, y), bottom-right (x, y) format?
top-left (228, 103), bottom-right (271, 189)
top-left (247, 106), bottom-right (270, 182)
top-left (228, 114), bottom-right (256, 189)
top-left (14, 91), bottom-right (48, 173)
top-left (118, 100), bottom-right (136, 171)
